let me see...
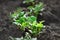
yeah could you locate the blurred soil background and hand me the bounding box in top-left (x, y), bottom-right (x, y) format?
top-left (0, 0), bottom-right (60, 40)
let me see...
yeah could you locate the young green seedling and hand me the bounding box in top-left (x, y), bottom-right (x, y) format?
top-left (11, 1), bottom-right (44, 39)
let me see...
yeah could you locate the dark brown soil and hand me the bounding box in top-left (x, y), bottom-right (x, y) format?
top-left (0, 0), bottom-right (60, 40)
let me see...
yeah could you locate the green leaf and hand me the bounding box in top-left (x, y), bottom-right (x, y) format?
top-left (36, 21), bottom-right (44, 32)
top-left (27, 16), bottom-right (36, 22)
top-left (34, 2), bottom-right (44, 14)
top-left (28, 6), bottom-right (34, 13)
top-left (11, 12), bottom-right (19, 18)
top-left (19, 11), bottom-right (25, 17)
top-left (28, 6), bottom-right (34, 10)
top-left (23, 0), bottom-right (34, 3)
top-left (21, 22), bottom-right (29, 27)
top-left (36, 23), bottom-right (43, 28)
top-left (19, 17), bottom-right (26, 24)
top-left (32, 21), bottom-right (37, 26)
top-left (13, 22), bottom-right (20, 25)
top-left (36, 21), bottom-right (44, 28)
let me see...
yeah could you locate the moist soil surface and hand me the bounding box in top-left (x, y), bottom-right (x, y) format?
top-left (0, 0), bottom-right (60, 40)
